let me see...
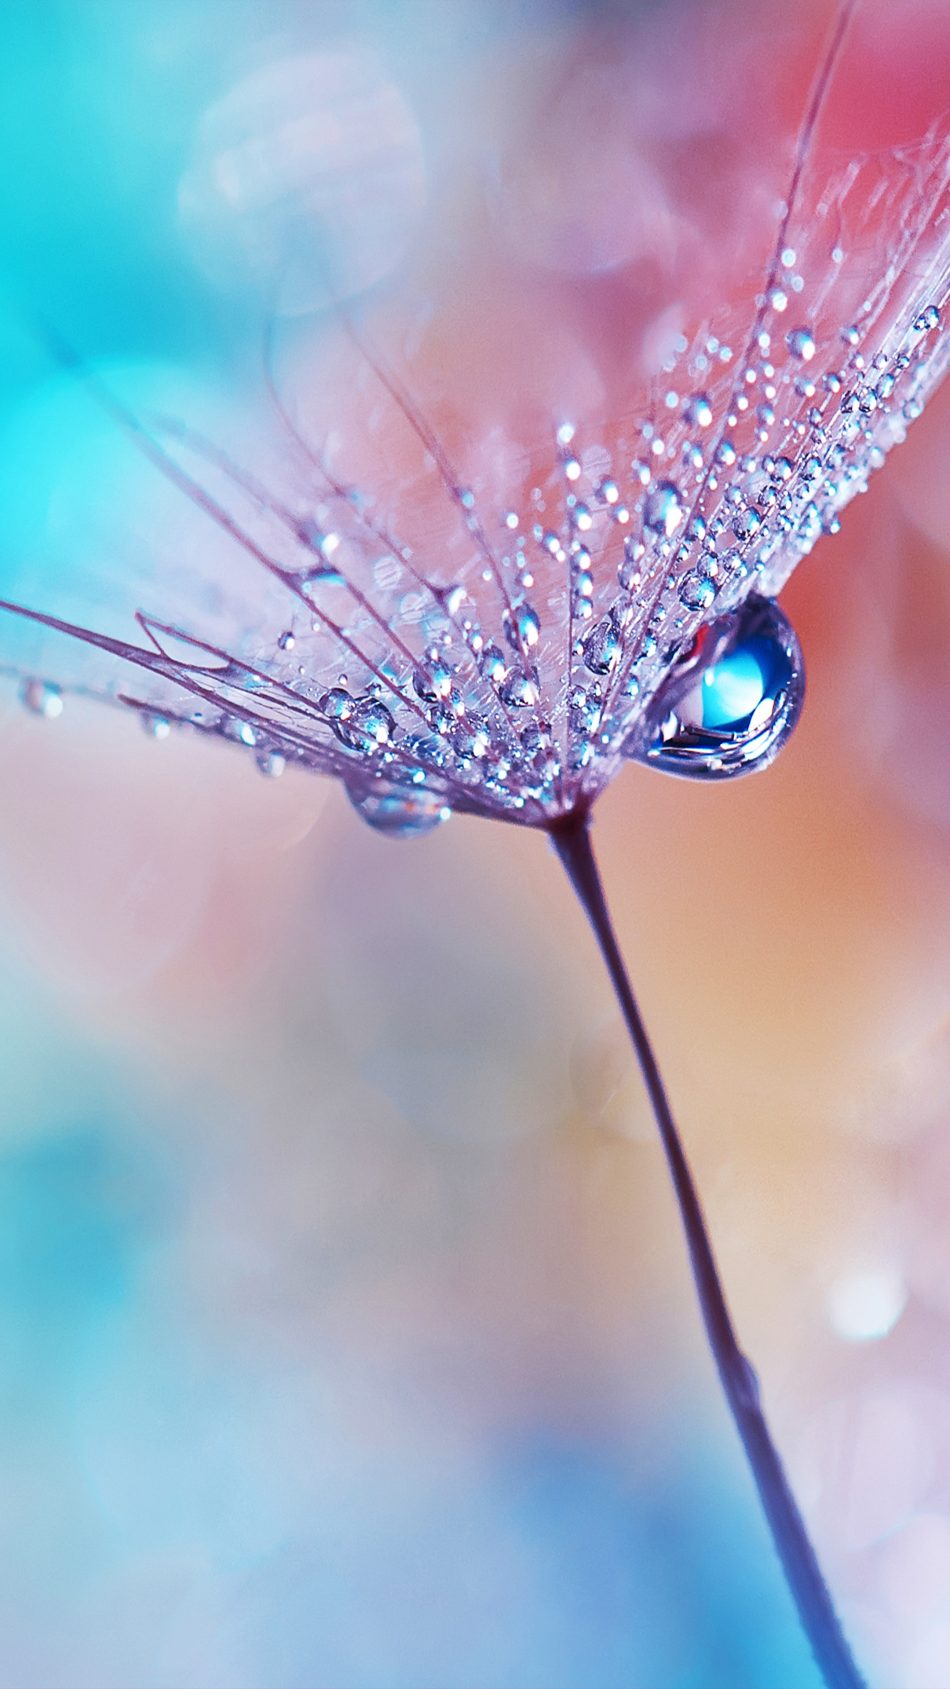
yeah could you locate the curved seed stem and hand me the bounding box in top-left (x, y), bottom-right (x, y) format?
top-left (549, 807), bottom-right (866, 1689)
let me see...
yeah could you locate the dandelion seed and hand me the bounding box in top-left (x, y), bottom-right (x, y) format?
top-left (2, 6), bottom-right (949, 1687)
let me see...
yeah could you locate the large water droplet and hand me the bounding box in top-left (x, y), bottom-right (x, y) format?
top-left (629, 596), bottom-right (804, 780)
top-left (345, 782), bottom-right (450, 837)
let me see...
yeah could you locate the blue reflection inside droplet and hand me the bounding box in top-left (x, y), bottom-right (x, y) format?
top-left (701, 639), bottom-right (770, 729)
top-left (627, 595), bottom-right (805, 781)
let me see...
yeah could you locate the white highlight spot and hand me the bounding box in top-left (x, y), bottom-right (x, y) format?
top-left (827, 1265), bottom-right (907, 1342)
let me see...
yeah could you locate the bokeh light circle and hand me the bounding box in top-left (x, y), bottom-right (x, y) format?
top-left (178, 48), bottom-right (428, 315)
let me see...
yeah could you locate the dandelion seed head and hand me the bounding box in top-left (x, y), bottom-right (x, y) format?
top-left (3, 29), bottom-right (950, 841)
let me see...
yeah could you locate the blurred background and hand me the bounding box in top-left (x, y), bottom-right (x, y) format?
top-left (0, 2), bottom-right (949, 1686)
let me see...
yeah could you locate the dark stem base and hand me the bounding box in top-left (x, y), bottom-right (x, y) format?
top-left (549, 808), bottom-right (865, 1689)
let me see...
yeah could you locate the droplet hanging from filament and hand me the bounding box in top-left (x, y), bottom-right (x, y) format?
top-left (629, 596), bottom-right (805, 780)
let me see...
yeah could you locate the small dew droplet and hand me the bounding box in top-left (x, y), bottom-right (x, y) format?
top-left (582, 615), bottom-right (622, 676)
top-left (223, 716), bottom-right (259, 747)
top-left (732, 506), bottom-right (762, 541)
top-left (643, 480), bottom-right (684, 539)
top-left (498, 667), bottom-right (540, 709)
top-left (504, 601), bottom-right (541, 652)
top-left (301, 563), bottom-right (344, 594)
top-left (319, 685), bottom-right (354, 722)
top-left (478, 642), bottom-right (507, 684)
top-left (679, 574), bottom-right (717, 612)
top-left (684, 392), bottom-right (713, 428)
top-left (350, 696), bottom-right (395, 748)
top-left (786, 326), bottom-right (816, 363)
top-left (141, 710), bottom-right (171, 740)
top-left (21, 679), bottom-right (64, 719)
top-left (413, 655), bottom-right (454, 703)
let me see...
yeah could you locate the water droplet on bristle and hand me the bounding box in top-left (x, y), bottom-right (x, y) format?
top-left (786, 326), bottom-right (816, 363)
top-left (349, 696), bottom-right (396, 749)
top-left (141, 710), bottom-right (171, 740)
top-left (679, 573), bottom-right (717, 612)
top-left (629, 596), bottom-right (804, 780)
top-left (498, 666), bottom-right (539, 708)
top-left (684, 392), bottom-right (713, 428)
top-left (503, 601), bottom-right (541, 651)
top-left (346, 783), bottom-right (451, 837)
top-left (643, 480), bottom-right (684, 538)
top-left (301, 562), bottom-right (344, 594)
top-left (478, 642), bottom-right (507, 684)
top-left (21, 679), bottom-right (63, 719)
top-left (583, 614), bottom-right (621, 675)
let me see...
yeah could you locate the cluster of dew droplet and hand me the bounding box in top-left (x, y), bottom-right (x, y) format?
top-left (13, 156), bottom-right (950, 839)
